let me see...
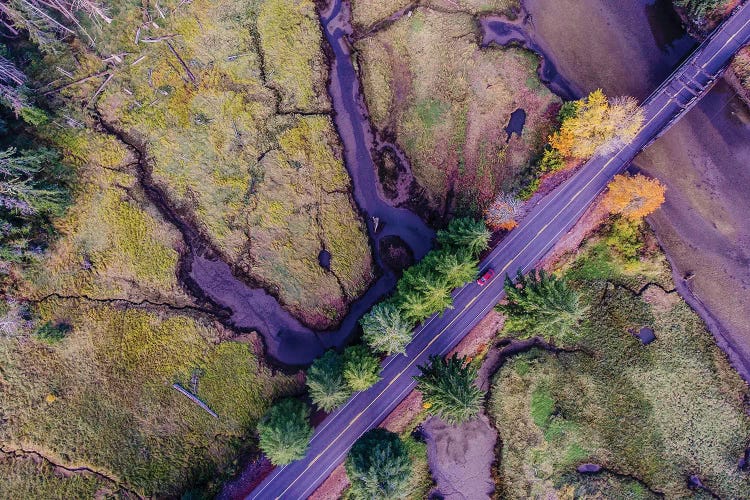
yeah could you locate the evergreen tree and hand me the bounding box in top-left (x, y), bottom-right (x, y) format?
top-left (257, 398), bottom-right (313, 465)
top-left (414, 354), bottom-right (483, 425)
top-left (431, 249), bottom-right (478, 290)
top-left (499, 269), bottom-right (587, 343)
top-left (343, 345), bottom-right (381, 392)
top-left (0, 147), bottom-right (66, 215)
top-left (345, 428), bottom-right (412, 499)
top-left (0, 146), bottom-right (69, 266)
top-left (360, 301), bottom-right (413, 355)
top-left (396, 264), bottom-right (452, 324)
top-left (306, 350), bottom-right (351, 412)
top-left (436, 217), bottom-right (490, 257)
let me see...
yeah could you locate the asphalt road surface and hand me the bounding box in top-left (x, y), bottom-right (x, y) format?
top-left (247, 4), bottom-right (750, 498)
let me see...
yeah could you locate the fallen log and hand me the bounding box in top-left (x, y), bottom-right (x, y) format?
top-left (172, 383), bottom-right (218, 418)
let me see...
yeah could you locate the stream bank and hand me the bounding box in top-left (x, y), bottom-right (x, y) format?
top-left (480, 0), bottom-right (750, 382)
top-left (96, 0), bottom-right (436, 368)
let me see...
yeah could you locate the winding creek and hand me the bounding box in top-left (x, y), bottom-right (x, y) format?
top-left (187, 0), bottom-right (434, 367)
top-left (180, 0), bottom-right (750, 376)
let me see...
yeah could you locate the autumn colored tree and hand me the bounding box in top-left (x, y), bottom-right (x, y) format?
top-left (603, 174), bottom-right (666, 221)
top-left (485, 192), bottom-right (522, 231)
top-left (549, 90), bottom-right (644, 160)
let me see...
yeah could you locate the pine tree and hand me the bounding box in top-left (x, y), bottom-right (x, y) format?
top-left (436, 217), bottom-right (490, 257)
top-left (345, 428), bottom-right (412, 499)
top-left (343, 345), bottom-right (381, 392)
top-left (414, 354), bottom-right (484, 425)
top-left (499, 269), bottom-right (587, 343)
top-left (306, 350), bottom-right (351, 412)
top-left (396, 265), bottom-right (452, 324)
top-left (0, 147), bottom-right (66, 215)
top-left (257, 398), bottom-right (313, 465)
top-left (360, 302), bottom-right (412, 355)
top-left (430, 249), bottom-right (478, 289)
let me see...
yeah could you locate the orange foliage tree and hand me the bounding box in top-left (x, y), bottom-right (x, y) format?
top-left (549, 90), bottom-right (644, 160)
top-left (485, 192), bottom-right (522, 231)
top-left (603, 174), bottom-right (666, 220)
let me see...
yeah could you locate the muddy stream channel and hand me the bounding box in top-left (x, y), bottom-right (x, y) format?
top-left (187, 0), bottom-right (750, 375)
top-left (483, 0), bottom-right (750, 381)
top-left (188, 0), bottom-right (434, 367)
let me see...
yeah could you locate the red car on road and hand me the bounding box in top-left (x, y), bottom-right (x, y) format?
top-left (477, 268), bottom-right (496, 286)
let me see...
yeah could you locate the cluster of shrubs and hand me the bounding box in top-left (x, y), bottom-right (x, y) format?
top-left (256, 218), bottom-right (491, 469)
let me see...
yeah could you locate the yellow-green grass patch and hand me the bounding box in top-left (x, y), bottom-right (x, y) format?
top-left (258, 0), bottom-right (331, 112)
top-left (356, 8), bottom-right (559, 212)
top-left (349, 0), bottom-right (521, 33)
top-left (90, 0), bottom-right (372, 327)
top-left (0, 299), bottom-right (300, 496)
top-left (489, 230), bottom-right (750, 498)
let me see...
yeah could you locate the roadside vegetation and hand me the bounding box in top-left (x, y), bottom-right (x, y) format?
top-left (603, 173), bottom-right (667, 221)
top-left (499, 269), bottom-right (587, 344)
top-left (345, 428), bottom-right (413, 499)
top-left (415, 354), bottom-right (484, 425)
top-left (513, 90), bottom-right (644, 201)
top-left (488, 197), bottom-right (750, 497)
top-left (355, 7), bottom-right (559, 214)
top-left (257, 398), bottom-right (314, 465)
top-left (360, 217), bottom-right (489, 356)
top-left (732, 46), bottom-right (750, 93)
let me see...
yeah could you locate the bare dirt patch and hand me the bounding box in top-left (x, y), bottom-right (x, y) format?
top-left (423, 413), bottom-right (497, 500)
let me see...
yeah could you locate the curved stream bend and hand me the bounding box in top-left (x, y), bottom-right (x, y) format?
top-left (188, 0), bottom-right (434, 367)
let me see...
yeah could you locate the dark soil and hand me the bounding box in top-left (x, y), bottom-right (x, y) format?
top-left (378, 235), bottom-right (414, 273)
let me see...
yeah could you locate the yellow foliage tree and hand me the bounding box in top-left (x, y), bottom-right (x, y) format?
top-left (550, 90), bottom-right (644, 160)
top-left (603, 174), bottom-right (666, 220)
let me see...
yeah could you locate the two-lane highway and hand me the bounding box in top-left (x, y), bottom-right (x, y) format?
top-left (247, 2), bottom-right (750, 498)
